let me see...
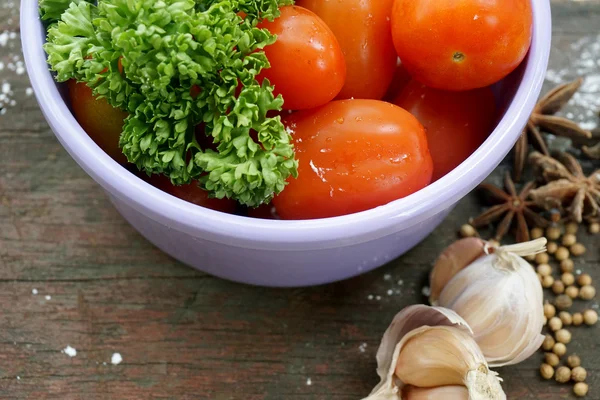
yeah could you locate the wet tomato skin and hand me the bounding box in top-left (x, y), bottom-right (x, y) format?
top-left (297, 0), bottom-right (396, 100)
top-left (273, 100), bottom-right (433, 220)
top-left (391, 0), bottom-right (533, 91)
top-left (257, 5), bottom-right (346, 110)
top-left (393, 80), bottom-right (497, 181)
top-left (68, 80), bottom-right (128, 164)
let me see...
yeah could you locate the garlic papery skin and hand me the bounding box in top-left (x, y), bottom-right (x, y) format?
top-left (362, 305), bottom-right (506, 400)
top-left (429, 238), bottom-right (486, 304)
top-left (403, 385), bottom-right (469, 400)
top-left (394, 326), bottom-right (505, 400)
top-left (435, 238), bottom-right (547, 367)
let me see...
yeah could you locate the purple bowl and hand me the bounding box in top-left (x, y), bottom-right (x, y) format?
top-left (21, 0), bottom-right (551, 287)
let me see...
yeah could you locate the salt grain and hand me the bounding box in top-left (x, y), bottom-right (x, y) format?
top-left (375, 296), bottom-right (381, 301)
top-left (397, 280), bottom-right (404, 286)
top-left (1, 83), bottom-right (10, 94)
top-left (0, 62), bottom-right (4, 71)
top-left (383, 274), bottom-right (391, 281)
top-left (387, 289), bottom-right (393, 296)
top-left (63, 346), bottom-right (77, 357)
top-left (359, 343), bottom-right (368, 353)
top-left (25, 88), bottom-right (33, 96)
top-left (421, 286), bottom-right (431, 297)
top-left (31, 289), bottom-right (38, 295)
top-left (16, 376), bottom-right (20, 380)
top-left (306, 378), bottom-right (312, 386)
top-left (111, 353), bottom-right (122, 365)
top-left (45, 295), bottom-right (51, 300)
top-left (0, 32), bottom-right (8, 47)
top-left (367, 295), bottom-right (374, 300)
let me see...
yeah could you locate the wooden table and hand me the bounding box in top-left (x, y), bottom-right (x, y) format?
top-left (1, 1), bottom-right (599, 399)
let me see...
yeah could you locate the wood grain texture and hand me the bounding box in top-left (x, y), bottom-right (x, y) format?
top-left (1, 1), bottom-right (599, 399)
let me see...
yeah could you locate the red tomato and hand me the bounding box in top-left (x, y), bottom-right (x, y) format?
top-left (383, 60), bottom-right (412, 101)
top-left (297, 0), bottom-right (396, 100)
top-left (393, 80), bottom-right (496, 181)
top-left (257, 6), bottom-right (346, 110)
top-left (273, 100), bottom-right (433, 220)
top-left (246, 204), bottom-right (280, 219)
top-left (146, 175), bottom-right (238, 214)
top-left (391, 0), bottom-right (533, 91)
top-left (68, 80), bottom-right (128, 164)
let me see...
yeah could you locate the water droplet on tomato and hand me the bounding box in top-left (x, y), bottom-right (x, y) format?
top-left (335, 117), bottom-right (344, 124)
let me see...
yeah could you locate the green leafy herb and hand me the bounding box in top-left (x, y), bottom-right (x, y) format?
top-left (39, 0), bottom-right (92, 24)
top-left (43, 0), bottom-right (297, 207)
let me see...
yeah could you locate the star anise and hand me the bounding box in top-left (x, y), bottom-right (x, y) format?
top-left (470, 172), bottom-right (550, 243)
top-left (513, 78), bottom-right (593, 181)
top-left (529, 151), bottom-right (600, 223)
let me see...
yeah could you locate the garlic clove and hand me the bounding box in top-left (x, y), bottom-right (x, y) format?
top-left (436, 238), bottom-right (546, 367)
top-left (364, 305), bottom-right (474, 400)
top-left (429, 238), bottom-right (486, 304)
top-left (394, 326), bottom-right (505, 400)
top-left (403, 385), bottom-right (469, 400)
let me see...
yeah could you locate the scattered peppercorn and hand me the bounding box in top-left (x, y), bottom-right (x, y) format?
top-left (565, 222), bottom-right (579, 235)
top-left (566, 286), bottom-right (579, 299)
top-left (572, 366), bottom-right (587, 382)
top-left (555, 329), bottom-right (572, 344)
top-left (561, 259), bottom-right (575, 273)
top-left (555, 247), bottom-right (570, 261)
top-left (536, 252), bottom-right (550, 265)
top-left (552, 343), bottom-right (567, 357)
top-left (552, 280), bottom-right (565, 295)
top-left (540, 363), bottom-right (554, 380)
top-left (460, 224), bottom-right (477, 238)
top-left (542, 275), bottom-right (555, 289)
top-left (562, 272), bottom-right (575, 286)
top-left (590, 222), bottom-right (600, 234)
top-left (577, 273), bottom-right (592, 287)
top-left (544, 303), bottom-right (557, 319)
top-left (580, 285), bottom-right (596, 300)
top-left (542, 334), bottom-right (555, 351)
top-left (547, 241), bottom-right (558, 254)
top-left (562, 233), bottom-right (577, 246)
top-left (570, 243), bottom-right (586, 257)
top-left (573, 313), bottom-right (584, 326)
top-left (583, 310), bottom-right (598, 326)
top-left (549, 317), bottom-right (563, 332)
top-left (545, 352), bottom-right (560, 367)
top-left (531, 227), bottom-right (544, 239)
top-left (546, 226), bottom-right (561, 240)
top-left (555, 294), bottom-right (573, 310)
top-left (553, 342), bottom-right (567, 357)
top-left (574, 382), bottom-right (589, 397)
top-left (537, 263), bottom-right (552, 277)
top-left (567, 355), bottom-right (581, 368)
top-left (555, 366), bottom-right (571, 383)
top-left (559, 311), bottom-right (573, 326)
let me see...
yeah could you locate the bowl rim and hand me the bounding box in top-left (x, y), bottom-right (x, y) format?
top-left (21, 0), bottom-right (551, 247)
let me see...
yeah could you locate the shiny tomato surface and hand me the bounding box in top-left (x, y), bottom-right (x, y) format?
top-left (257, 6), bottom-right (346, 110)
top-left (273, 100), bottom-right (433, 219)
top-left (297, 0), bottom-right (396, 100)
top-left (393, 80), bottom-right (496, 181)
top-left (68, 80), bottom-right (128, 164)
top-left (391, 0), bottom-right (533, 91)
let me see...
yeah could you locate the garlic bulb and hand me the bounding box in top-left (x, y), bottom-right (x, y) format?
top-left (431, 238), bottom-right (547, 367)
top-left (429, 238), bottom-right (486, 303)
top-left (363, 305), bottom-right (506, 400)
top-left (403, 385), bottom-right (469, 400)
top-left (394, 326), bottom-right (505, 400)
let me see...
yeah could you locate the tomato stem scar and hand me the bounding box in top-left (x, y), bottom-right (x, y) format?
top-left (453, 52), bottom-right (466, 62)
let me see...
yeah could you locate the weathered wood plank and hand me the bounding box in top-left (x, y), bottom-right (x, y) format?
top-left (0, 1), bottom-right (599, 399)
